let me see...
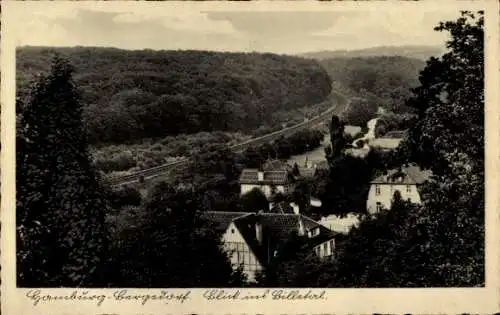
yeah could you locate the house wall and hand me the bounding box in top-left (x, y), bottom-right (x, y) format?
top-left (240, 184), bottom-right (287, 198)
top-left (319, 213), bottom-right (361, 234)
top-left (221, 222), bottom-right (263, 282)
top-left (366, 183), bottom-right (422, 214)
top-left (314, 238), bottom-right (335, 259)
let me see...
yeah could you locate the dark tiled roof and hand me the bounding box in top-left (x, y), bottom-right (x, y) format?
top-left (259, 214), bottom-right (301, 242)
top-left (262, 160), bottom-right (292, 171)
top-left (198, 211), bottom-right (250, 233)
top-left (202, 211), bottom-right (338, 265)
top-left (235, 213), bottom-right (337, 265)
top-left (370, 165), bottom-right (432, 185)
top-left (270, 202), bottom-right (295, 214)
top-left (238, 169), bottom-right (291, 185)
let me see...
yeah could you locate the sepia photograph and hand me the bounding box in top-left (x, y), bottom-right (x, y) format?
top-left (2, 1), bottom-right (500, 314)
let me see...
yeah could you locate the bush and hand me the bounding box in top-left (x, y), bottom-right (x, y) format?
top-left (110, 187), bottom-right (143, 209)
top-left (374, 112), bottom-right (416, 137)
top-left (94, 151), bottom-right (137, 173)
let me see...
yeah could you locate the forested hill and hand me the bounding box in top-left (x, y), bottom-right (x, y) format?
top-left (300, 45), bottom-right (444, 61)
top-left (318, 56), bottom-right (426, 113)
top-left (16, 47), bottom-right (332, 144)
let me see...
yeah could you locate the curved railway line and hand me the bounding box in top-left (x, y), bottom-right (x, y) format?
top-left (107, 90), bottom-right (349, 187)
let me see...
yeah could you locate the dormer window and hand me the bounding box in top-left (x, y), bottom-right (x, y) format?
top-left (308, 227), bottom-right (320, 238)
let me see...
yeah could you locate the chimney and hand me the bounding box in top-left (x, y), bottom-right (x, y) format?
top-left (255, 218), bottom-right (263, 244)
top-left (298, 218), bottom-right (305, 236)
top-left (257, 171), bottom-right (264, 181)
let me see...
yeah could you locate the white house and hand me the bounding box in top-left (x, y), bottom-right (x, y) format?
top-left (238, 169), bottom-right (294, 198)
top-left (200, 211), bottom-right (338, 282)
top-left (313, 238), bottom-right (336, 260)
top-left (319, 213), bottom-right (362, 235)
top-left (366, 165), bottom-right (432, 214)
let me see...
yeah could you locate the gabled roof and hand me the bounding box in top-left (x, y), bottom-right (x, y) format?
top-left (238, 169), bottom-right (291, 185)
top-left (202, 211), bottom-right (338, 265)
top-left (370, 165), bottom-right (432, 185)
top-left (302, 215), bottom-right (334, 236)
top-left (198, 211), bottom-right (250, 233)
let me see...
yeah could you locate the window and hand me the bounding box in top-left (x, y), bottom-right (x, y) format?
top-left (406, 185), bottom-right (411, 193)
top-left (329, 240), bottom-right (335, 255)
top-left (376, 202), bottom-right (383, 212)
top-left (375, 185), bottom-right (381, 196)
top-left (323, 243), bottom-right (328, 255)
top-left (308, 227), bottom-right (319, 238)
top-left (231, 229), bottom-right (235, 234)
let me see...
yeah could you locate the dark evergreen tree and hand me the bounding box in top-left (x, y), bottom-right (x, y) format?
top-left (327, 115), bottom-right (346, 163)
top-left (16, 55), bottom-right (109, 287)
top-left (240, 188), bottom-right (269, 213)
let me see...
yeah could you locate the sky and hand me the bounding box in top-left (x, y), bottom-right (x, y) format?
top-left (6, 2), bottom-right (462, 54)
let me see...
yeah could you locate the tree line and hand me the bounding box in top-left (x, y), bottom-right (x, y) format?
top-left (17, 47), bottom-right (332, 144)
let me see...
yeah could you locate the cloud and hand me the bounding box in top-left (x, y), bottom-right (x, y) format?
top-left (207, 11), bottom-right (353, 37)
top-left (114, 11), bottom-right (238, 35)
top-left (311, 10), bottom-right (456, 49)
top-left (8, 3), bottom-right (462, 54)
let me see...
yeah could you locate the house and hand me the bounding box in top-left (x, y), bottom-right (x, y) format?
top-left (319, 213), bottom-right (362, 235)
top-left (366, 165), bottom-right (432, 214)
top-left (368, 138), bottom-right (403, 151)
top-left (368, 130), bottom-right (407, 152)
top-left (200, 211), bottom-right (338, 282)
top-left (239, 169), bottom-right (294, 198)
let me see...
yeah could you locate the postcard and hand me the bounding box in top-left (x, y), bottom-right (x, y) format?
top-left (1, 1), bottom-right (499, 314)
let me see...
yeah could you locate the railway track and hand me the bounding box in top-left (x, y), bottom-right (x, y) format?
top-left (107, 90), bottom-right (349, 187)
